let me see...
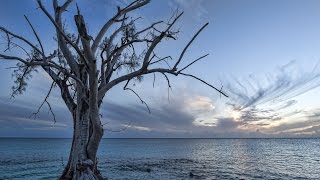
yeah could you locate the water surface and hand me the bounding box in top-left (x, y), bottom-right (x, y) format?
top-left (0, 138), bottom-right (319, 179)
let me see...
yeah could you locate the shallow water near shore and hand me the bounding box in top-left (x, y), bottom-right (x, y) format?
top-left (0, 138), bottom-right (319, 179)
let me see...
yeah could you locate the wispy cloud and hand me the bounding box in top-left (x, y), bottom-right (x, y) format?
top-left (224, 60), bottom-right (320, 135)
top-left (168, 0), bottom-right (209, 21)
top-left (228, 60), bottom-right (320, 110)
top-left (0, 97), bottom-right (71, 130)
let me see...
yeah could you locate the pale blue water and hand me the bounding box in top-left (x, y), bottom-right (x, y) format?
top-left (0, 138), bottom-right (319, 180)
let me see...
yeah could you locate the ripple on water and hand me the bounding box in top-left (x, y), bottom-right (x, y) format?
top-left (1, 138), bottom-right (320, 179)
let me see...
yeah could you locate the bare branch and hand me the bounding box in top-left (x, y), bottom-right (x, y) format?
top-left (124, 79), bottom-right (150, 113)
top-left (4, 30), bottom-right (12, 52)
top-left (61, 0), bottom-right (73, 12)
top-left (178, 53), bottom-right (209, 73)
top-left (161, 72), bottom-right (172, 101)
top-left (219, 78), bottom-right (224, 99)
top-left (105, 38), bottom-right (152, 66)
top-left (106, 23), bottom-right (125, 56)
top-left (10, 64), bottom-right (32, 97)
top-left (45, 99), bottom-right (56, 123)
top-left (37, 0), bottom-right (86, 69)
top-left (0, 54), bottom-right (84, 87)
top-left (179, 72), bottom-right (228, 97)
top-left (172, 23), bottom-right (209, 70)
top-left (0, 54), bottom-right (29, 64)
top-left (74, 8), bottom-right (96, 67)
top-left (91, 0), bottom-right (151, 53)
top-left (8, 42), bottom-right (32, 57)
top-left (165, 12), bottom-right (184, 32)
top-left (150, 55), bottom-right (172, 66)
top-left (99, 17), bottom-right (128, 86)
top-left (24, 15), bottom-right (45, 55)
top-left (161, 72), bottom-right (171, 89)
top-left (0, 27), bottom-right (43, 56)
top-left (135, 20), bottom-right (163, 35)
top-left (30, 81), bottom-right (56, 123)
top-left (141, 12), bottom-right (183, 69)
top-left (99, 66), bottom-right (228, 103)
top-left (0, 31), bottom-right (75, 106)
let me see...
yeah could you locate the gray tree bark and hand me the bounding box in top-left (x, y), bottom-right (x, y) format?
top-left (60, 65), bottom-right (104, 180)
top-left (60, 109), bottom-right (104, 180)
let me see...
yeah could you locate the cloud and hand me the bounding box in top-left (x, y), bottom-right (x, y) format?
top-left (168, 0), bottom-right (208, 21)
top-left (127, 125), bottom-right (152, 132)
top-left (276, 100), bottom-right (298, 110)
top-left (307, 108), bottom-right (320, 120)
top-left (0, 97), bottom-right (71, 135)
top-left (290, 125), bottom-right (320, 135)
top-left (215, 117), bottom-right (241, 130)
top-left (100, 96), bottom-right (197, 131)
top-left (224, 60), bottom-right (320, 135)
top-left (228, 60), bottom-right (320, 109)
top-left (98, 93), bottom-right (257, 137)
top-left (185, 95), bottom-right (215, 112)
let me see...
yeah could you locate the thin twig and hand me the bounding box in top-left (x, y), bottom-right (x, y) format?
top-left (24, 15), bottom-right (45, 55)
top-left (161, 72), bottom-right (172, 101)
top-left (30, 81), bottom-right (56, 123)
top-left (179, 72), bottom-right (228, 97)
top-left (123, 79), bottom-right (151, 113)
top-left (173, 23), bottom-right (209, 70)
top-left (178, 54), bottom-right (209, 73)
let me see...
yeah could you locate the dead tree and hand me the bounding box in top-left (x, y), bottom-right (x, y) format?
top-left (0, 0), bottom-right (227, 179)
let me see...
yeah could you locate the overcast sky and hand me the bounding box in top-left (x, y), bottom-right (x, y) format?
top-left (1, 0), bottom-right (320, 138)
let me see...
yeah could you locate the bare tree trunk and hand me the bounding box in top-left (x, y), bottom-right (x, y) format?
top-left (59, 103), bottom-right (104, 180)
top-left (60, 127), bottom-right (104, 180)
top-left (60, 65), bottom-right (104, 180)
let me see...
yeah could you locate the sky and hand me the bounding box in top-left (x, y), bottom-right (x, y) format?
top-left (1, 0), bottom-right (320, 138)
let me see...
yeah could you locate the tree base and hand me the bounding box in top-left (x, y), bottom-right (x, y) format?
top-left (59, 160), bottom-right (104, 180)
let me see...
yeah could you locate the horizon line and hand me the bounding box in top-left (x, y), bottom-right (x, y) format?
top-left (0, 137), bottom-right (319, 139)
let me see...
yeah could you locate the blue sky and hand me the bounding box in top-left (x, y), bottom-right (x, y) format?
top-left (1, 0), bottom-right (320, 138)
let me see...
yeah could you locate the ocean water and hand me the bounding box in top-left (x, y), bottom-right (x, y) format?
top-left (0, 138), bottom-right (319, 180)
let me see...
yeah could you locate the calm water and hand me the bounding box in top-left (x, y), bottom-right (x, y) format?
top-left (0, 138), bottom-right (319, 180)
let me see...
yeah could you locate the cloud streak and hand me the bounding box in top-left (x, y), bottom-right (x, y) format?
top-left (224, 60), bottom-right (320, 135)
top-left (228, 60), bottom-right (320, 109)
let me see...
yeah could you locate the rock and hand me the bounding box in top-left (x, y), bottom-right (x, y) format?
top-left (146, 168), bottom-right (151, 173)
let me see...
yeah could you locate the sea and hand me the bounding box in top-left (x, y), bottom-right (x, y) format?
top-left (0, 138), bottom-right (319, 180)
